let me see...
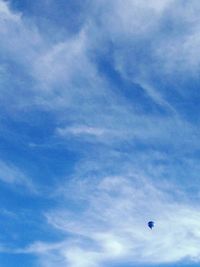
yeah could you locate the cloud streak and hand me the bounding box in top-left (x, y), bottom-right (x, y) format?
top-left (28, 174), bottom-right (200, 267)
top-left (2, 1), bottom-right (200, 267)
top-left (0, 160), bottom-right (36, 192)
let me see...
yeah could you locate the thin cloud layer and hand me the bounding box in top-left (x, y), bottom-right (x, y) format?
top-left (1, 1), bottom-right (200, 267)
top-left (0, 160), bottom-right (36, 192)
top-left (34, 175), bottom-right (200, 267)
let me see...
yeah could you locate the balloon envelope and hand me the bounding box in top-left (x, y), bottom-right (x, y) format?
top-left (148, 221), bottom-right (154, 229)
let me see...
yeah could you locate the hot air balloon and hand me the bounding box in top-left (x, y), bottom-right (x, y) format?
top-left (148, 221), bottom-right (154, 229)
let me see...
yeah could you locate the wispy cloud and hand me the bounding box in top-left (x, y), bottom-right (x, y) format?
top-left (57, 125), bottom-right (107, 137)
top-left (0, 160), bottom-right (36, 193)
top-left (2, 0), bottom-right (200, 266)
top-left (27, 174), bottom-right (200, 267)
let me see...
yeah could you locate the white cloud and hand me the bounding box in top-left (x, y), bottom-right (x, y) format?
top-left (0, 160), bottom-right (36, 192)
top-left (57, 125), bottom-right (106, 137)
top-left (1, 0), bottom-right (200, 112)
top-left (93, 0), bottom-right (173, 38)
top-left (22, 174), bottom-right (200, 267)
top-left (88, 0), bottom-right (200, 104)
top-left (0, 0), bottom-right (42, 62)
top-left (0, 0), bottom-right (19, 21)
top-left (2, 1), bottom-right (200, 266)
top-left (17, 241), bottom-right (64, 254)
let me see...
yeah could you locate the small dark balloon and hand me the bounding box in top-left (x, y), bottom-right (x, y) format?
top-left (148, 221), bottom-right (154, 229)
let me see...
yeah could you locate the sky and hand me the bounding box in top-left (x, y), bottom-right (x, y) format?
top-left (1, 0), bottom-right (200, 266)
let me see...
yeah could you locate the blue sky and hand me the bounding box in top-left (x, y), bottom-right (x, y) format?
top-left (1, 0), bottom-right (200, 266)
